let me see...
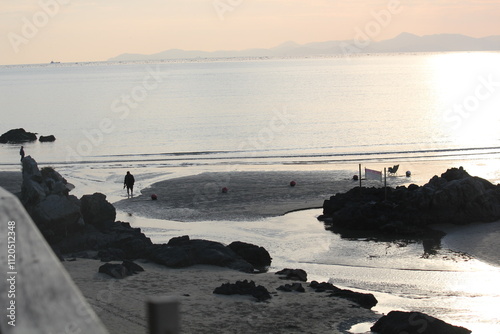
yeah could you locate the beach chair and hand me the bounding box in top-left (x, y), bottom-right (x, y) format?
top-left (388, 165), bottom-right (399, 176)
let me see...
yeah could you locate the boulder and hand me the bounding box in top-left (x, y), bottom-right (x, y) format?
top-left (277, 283), bottom-right (305, 292)
top-left (122, 260), bottom-right (144, 274)
top-left (275, 268), bottom-right (307, 282)
top-left (309, 281), bottom-right (378, 309)
top-left (98, 261), bottom-right (144, 279)
top-left (39, 135), bottom-right (56, 142)
top-left (80, 193), bottom-right (116, 229)
top-left (213, 280), bottom-right (272, 302)
top-left (148, 244), bottom-right (193, 268)
top-left (112, 233), bottom-right (154, 259)
top-left (31, 194), bottom-right (84, 236)
top-left (147, 237), bottom-right (256, 272)
top-left (371, 311), bottom-right (471, 334)
top-left (227, 241), bottom-right (272, 271)
top-left (98, 263), bottom-right (129, 279)
top-left (98, 248), bottom-right (126, 262)
top-left (21, 160), bottom-right (73, 206)
top-left (0, 128), bottom-right (37, 143)
top-left (167, 235), bottom-right (190, 246)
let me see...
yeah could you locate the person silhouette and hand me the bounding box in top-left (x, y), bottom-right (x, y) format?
top-left (20, 146), bottom-right (25, 161)
top-left (124, 171), bottom-right (135, 197)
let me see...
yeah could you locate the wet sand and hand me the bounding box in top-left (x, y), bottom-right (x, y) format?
top-left (113, 170), bottom-right (401, 221)
top-left (0, 171), bottom-right (22, 195)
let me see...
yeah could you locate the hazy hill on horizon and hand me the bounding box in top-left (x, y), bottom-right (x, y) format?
top-left (109, 33), bottom-right (500, 61)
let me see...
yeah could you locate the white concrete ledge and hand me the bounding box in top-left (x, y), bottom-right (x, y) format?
top-left (0, 187), bottom-right (109, 334)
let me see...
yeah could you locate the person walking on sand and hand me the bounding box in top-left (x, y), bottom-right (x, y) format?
top-left (124, 171), bottom-right (135, 197)
top-left (20, 146), bottom-right (25, 161)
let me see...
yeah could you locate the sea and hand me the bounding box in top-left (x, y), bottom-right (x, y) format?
top-left (1, 52), bottom-right (500, 333)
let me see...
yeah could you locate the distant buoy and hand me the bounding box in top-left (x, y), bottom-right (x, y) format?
top-left (151, 194), bottom-right (157, 200)
top-left (221, 187), bottom-right (229, 193)
top-left (406, 171), bottom-right (411, 177)
top-left (290, 181), bottom-right (296, 187)
top-left (352, 175), bottom-right (359, 181)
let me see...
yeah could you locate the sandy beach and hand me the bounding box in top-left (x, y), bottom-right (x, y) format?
top-left (63, 258), bottom-right (377, 334)
top-left (1, 168), bottom-right (499, 333)
top-left (0, 171), bottom-right (22, 195)
top-left (0, 170), bottom-right (382, 334)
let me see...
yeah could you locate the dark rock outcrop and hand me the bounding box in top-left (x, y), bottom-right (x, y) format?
top-left (18, 157), bottom-right (272, 274)
top-left (122, 260), bottom-right (145, 274)
top-left (309, 281), bottom-right (378, 309)
top-left (227, 241), bottom-right (272, 271)
top-left (21, 157), bottom-right (83, 243)
top-left (147, 236), bottom-right (255, 273)
top-left (39, 135), bottom-right (56, 142)
top-left (320, 167), bottom-right (500, 237)
top-left (277, 283), bottom-right (305, 292)
top-left (0, 128), bottom-right (37, 143)
top-left (53, 220), bottom-right (153, 259)
top-left (98, 263), bottom-right (129, 279)
top-left (371, 310), bottom-right (471, 334)
top-left (213, 280), bottom-right (272, 302)
top-left (98, 261), bottom-right (144, 279)
top-left (98, 248), bottom-right (126, 262)
top-left (80, 193), bottom-right (116, 229)
top-left (275, 268), bottom-right (307, 282)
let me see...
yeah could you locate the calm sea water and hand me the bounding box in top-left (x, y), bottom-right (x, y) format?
top-left (1, 52), bottom-right (500, 169)
top-left (2, 53), bottom-right (500, 333)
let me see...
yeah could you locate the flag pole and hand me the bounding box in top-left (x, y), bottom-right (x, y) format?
top-left (359, 164), bottom-right (362, 188)
top-left (384, 167), bottom-right (387, 201)
top-left (359, 164), bottom-right (362, 197)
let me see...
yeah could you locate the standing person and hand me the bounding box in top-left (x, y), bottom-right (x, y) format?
top-left (124, 171), bottom-right (135, 197)
top-left (20, 146), bottom-right (25, 161)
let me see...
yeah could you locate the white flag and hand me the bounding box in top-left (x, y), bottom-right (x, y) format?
top-left (365, 168), bottom-right (382, 181)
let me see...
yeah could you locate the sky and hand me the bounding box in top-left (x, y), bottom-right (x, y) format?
top-left (1, 0), bottom-right (499, 65)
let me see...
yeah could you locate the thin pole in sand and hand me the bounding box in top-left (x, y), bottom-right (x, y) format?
top-left (358, 164), bottom-right (362, 196)
top-left (384, 167), bottom-right (387, 201)
top-left (147, 296), bottom-right (180, 334)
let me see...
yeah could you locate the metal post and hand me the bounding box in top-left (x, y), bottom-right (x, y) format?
top-left (359, 163), bottom-right (362, 189)
top-left (384, 167), bottom-right (387, 201)
top-left (147, 296), bottom-right (180, 334)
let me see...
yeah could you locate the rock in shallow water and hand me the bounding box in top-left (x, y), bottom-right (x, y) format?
top-left (0, 128), bottom-right (37, 143)
top-left (275, 268), bottom-right (307, 282)
top-left (39, 135), bottom-right (56, 142)
top-left (370, 310), bottom-right (471, 334)
top-left (227, 241), bottom-right (272, 271)
top-left (309, 281), bottom-right (378, 309)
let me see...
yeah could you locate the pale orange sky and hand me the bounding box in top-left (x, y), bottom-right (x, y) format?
top-left (1, 0), bottom-right (499, 65)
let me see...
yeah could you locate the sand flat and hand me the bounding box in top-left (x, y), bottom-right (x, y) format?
top-left (63, 258), bottom-right (377, 334)
top-left (113, 170), bottom-right (393, 221)
top-left (0, 171), bottom-right (22, 195)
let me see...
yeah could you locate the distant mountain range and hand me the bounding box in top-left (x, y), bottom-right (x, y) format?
top-left (109, 33), bottom-right (500, 61)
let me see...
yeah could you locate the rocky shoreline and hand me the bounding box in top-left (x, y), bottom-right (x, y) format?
top-left (319, 167), bottom-right (500, 249)
top-left (10, 156), bottom-right (478, 333)
top-left (19, 156), bottom-right (273, 274)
